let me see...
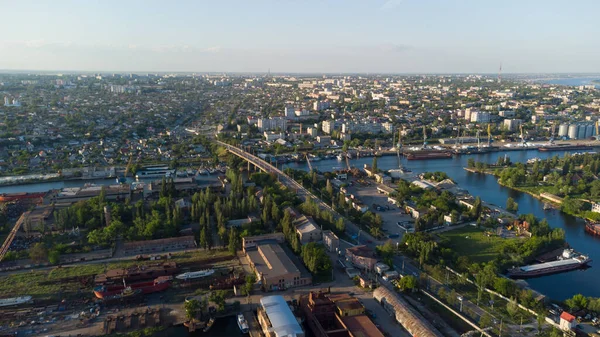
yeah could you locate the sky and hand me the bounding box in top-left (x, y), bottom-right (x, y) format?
top-left (0, 0), bottom-right (599, 74)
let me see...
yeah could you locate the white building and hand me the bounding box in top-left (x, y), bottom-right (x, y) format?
top-left (592, 203), bottom-right (600, 214)
top-left (306, 127), bottom-right (318, 137)
top-left (471, 111), bottom-right (491, 123)
top-left (264, 131), bottom-right (284, 142)
top-left (503, 119), bottom-right (522, 131)
top-left (322, 120), bottom-right (334, 134)
top-left (259, 296), bottom-right (305, 337)
top-left (258, 117), bottom-right (287, 132)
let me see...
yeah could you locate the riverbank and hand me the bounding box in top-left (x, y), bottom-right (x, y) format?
top-left (463, 167), bottom-right (598, 222)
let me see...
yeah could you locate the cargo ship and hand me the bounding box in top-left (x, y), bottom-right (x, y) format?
top-left (93, 276), bottom-right (171, 299)
top-left (538, 144), bottom-right (593, 152)
top-left (175, 269), bottom-right (215, 281)
top-left (507, 249), bottom-right (591, 278)
top-left (585, 221), bottom-right (600, 236)
top-left (406, 151), bottom-right (453, 160)
top-left (0, 296), bottom-right (32, 308)
top-left (0, 192), bottom-right (46, 203)
top-left (94, 262), bottom-right (179, 284)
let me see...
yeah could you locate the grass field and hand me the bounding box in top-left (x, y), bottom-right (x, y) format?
top-left (438, 226), bottom-right (517, 264)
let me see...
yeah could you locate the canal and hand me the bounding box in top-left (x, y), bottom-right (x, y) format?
top-left (286, 149), bottom-right (599, 301)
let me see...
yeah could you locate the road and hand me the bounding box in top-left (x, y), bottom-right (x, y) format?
top-left (219, 141), bottom-right (499, 329)
top-left (218, 141), bottom-right (377, 243)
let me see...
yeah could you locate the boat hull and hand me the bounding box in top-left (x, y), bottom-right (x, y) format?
top-left (508, 260), bottom-right (592, 278)
top-left (586, 223), bottom-right (600, 236)
top-left (94, 280), bottom-right (170, 299)
top-left (538, 145), bottom-right (593, 152)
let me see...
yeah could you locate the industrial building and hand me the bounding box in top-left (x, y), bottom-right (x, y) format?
top-left (259, 295), bottom-right (305, 337)
top-left (293, 215), bottom-right (322, 244)
top-left (373, 286), bottom-right (444, 337)
top-left (244, 237), bottom-right (312, 291)
top-left (301, 291), bottom-right (384, 337)
top-left (345, 245), bottom-right (377, 271)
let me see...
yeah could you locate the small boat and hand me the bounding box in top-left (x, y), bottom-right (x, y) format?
top-left (0, 296), bottom-right (32, 308)
top-left (586, 221), bottom-right (600, 236)
top-left (203, 317), bottom-right (216, 332)
top-left (175, 269), bottom-right (215, 280)
top-left (336, 154), bottom-right (344, 161)
top-left (543, 203), bottom-right (553, 210)
top-left (237, 313), bottom-right (249, 334)
top-left (102, 287), bottom-right (142, 301)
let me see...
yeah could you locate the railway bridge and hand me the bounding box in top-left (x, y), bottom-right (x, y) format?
top-left (216, 140), bottom-right (375, 243)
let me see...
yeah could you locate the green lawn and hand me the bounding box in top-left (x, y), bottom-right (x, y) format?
top-left (438, 226), bottom-right (516, 264)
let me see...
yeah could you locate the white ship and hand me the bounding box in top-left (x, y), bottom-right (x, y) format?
top-left (175, 269), bottom-right (215, 280)
top-left (0, 296), bottom-right (32, 308)
top-left (237, 313), bottom-right (249, 334)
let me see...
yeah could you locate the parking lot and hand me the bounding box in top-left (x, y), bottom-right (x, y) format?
top-left (346, 178), bottom-right (414, 242)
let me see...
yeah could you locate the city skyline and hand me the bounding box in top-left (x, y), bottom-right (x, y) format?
top-left (1, 0), bottom-right (599, 73)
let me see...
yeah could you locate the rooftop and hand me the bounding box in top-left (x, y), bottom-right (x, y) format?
top-left (260, 295), bottom-right (304, 337)
top-left (346, 245), bottom-right (375, 258)
top-left (247, 243), bottom-right (301, 279)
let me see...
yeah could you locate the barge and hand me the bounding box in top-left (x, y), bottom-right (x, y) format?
top-left (508, 249), bottom-right (591, 278)
top-left (406, 151), bottom-right (453, 160)
top-left (538, 144), bottom-right (593, 152)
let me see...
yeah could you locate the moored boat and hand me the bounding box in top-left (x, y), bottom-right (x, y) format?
top-left (175, 269), bottom-right (215, 280)
top-left (586, 221), bottom-right (600, 236)
top-left (0, 296), bottom-right (32, 308)
top-left (538, 144), bottom-right (593, 152)
top-left (93, 276), bottom-right (171, 299)
top-left (203, 317), bottom-right (216, 332)
top-left (406, 151), bottom-right (453, 160)
top-left (237, 313), bottom-right (249, 334)
top-left (507, 249), bottom-right (591, 278)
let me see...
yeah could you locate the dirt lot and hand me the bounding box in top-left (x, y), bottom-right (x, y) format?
top-left (346, 178), bottom-right (414, 243)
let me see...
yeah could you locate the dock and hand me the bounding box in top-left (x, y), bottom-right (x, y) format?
top-left (244, 311), bottom-right (263, 337)
top-left (103, 307), bottom-right (162, 335)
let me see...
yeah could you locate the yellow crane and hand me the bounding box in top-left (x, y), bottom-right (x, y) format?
top-left (305, 153), bottom-right (313, 172)
top-left (487, 123), bottom-right (492, 146)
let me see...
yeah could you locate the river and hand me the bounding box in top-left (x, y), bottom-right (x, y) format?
top-left (541, 77), bottom-right (600, 88)
top-left (285, 149), bottom-right (599, 301)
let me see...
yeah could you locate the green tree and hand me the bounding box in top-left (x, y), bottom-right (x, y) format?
top-left (29, 243), bottom-right (48, 263)
top-left (48, 250), bottom-right (60, 265)
top-left (397, 275), bottom-right (418, 292)
top-left (506, 197), bottom-right (519, 212)
top-left (184, 299), bottom-right (201, 320)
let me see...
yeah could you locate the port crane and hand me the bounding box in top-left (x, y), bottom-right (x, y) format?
top-left (549, 122), bottom-right (557, 145)
top-left (305, 153), bottom-right (313, 172)
top-left (476, 130), bottom-right (481, 149)
top-left (596, 121), bottom-right (600, 141)
top-left (487, 124), bottom-right (493, 147)
top-left (520, 124), bottom-right (527, 147)
top-left (422, 125), bottom-right (428, 149)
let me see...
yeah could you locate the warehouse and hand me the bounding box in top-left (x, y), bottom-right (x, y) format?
top-left (373, 286), bottom-right (444, 337)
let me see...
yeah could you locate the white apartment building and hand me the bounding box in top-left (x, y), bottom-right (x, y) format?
top-left (471, 111), bottom-right (491, 123)
top-left (258, 117), bottom-right (287, 131)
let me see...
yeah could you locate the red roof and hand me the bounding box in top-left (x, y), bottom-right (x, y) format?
top-left (560, 311), bottom-right (576, 322)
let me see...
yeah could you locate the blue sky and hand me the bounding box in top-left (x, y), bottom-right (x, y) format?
top-left (0, 0), bottom-right (598, 73)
